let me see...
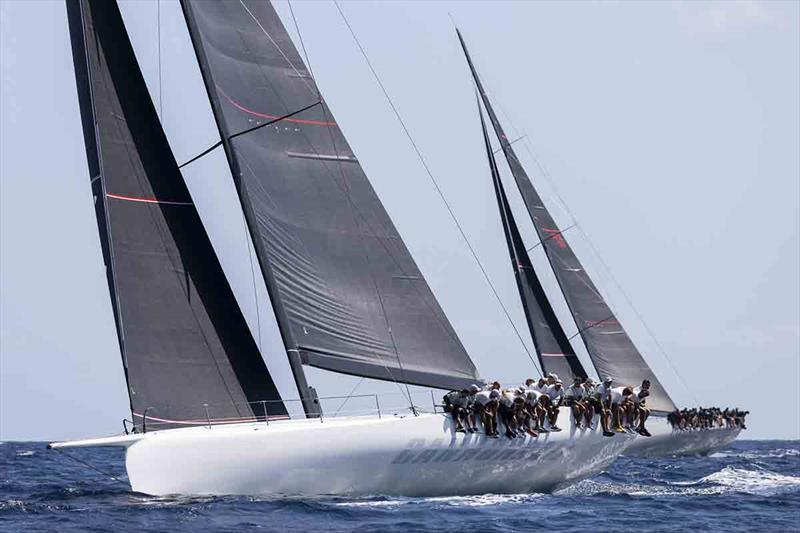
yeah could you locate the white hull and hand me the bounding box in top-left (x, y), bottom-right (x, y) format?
top-left (623, 415), bottom-right (742, 458)
top-left (55, 410), bottom-right (635, 497)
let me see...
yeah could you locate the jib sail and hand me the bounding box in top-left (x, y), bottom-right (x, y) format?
top-left (66, 0), bottom-right (287, 430)
top-left (458, 29), bottom-right (675, 412)
top-left (477, 99), bottom-right (587, 382)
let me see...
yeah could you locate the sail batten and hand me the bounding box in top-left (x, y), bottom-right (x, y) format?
top-left (181, 0), bottom-right (481, 393)
top-left (66, 0), bottom-right (287, 429)
top-left (459, 29), bottom-right (676, 412)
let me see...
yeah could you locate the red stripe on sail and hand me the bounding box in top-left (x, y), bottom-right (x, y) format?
top-left (216, 86), bottom-right (336, 127)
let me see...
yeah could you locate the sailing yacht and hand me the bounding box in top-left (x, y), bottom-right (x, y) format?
top-left (457, 30), bottom-right (741, 457)
top-left (50, 0), bottom-right (634, 496)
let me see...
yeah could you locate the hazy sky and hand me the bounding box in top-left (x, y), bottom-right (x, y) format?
top-left (1, 0), bottom-right (798, 441)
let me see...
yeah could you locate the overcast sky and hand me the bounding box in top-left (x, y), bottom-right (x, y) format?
top-left (1, 0), bottom-right (798, 441)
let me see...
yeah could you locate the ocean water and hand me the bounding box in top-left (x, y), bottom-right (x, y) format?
top-left (1, 440), bottom-right (797, 532)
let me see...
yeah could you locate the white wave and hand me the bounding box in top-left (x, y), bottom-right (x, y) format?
top-left (711, 448), bottom-right (800, 460)
top-left (0, 499), bottom-right (27, 511)
top-left (697, 466), bottom-right (800, 495)
top-left (558, 466), bottom-right (800, 498)
top-left (15, 450), bottom-right (35, 457)
top-left (335, 493), bottom-right (544, 508)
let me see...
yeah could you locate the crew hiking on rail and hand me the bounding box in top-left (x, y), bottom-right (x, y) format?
top-left (443, 375), bottom-right (689, 439)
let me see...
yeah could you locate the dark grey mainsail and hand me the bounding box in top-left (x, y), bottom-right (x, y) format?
top-left (180, 0), bottom-right (481, 395)
top-left (477, 101), bottom-right (587, 382)
top-left (66, 0), bottom-right (287, 430)
top-left (458, 29), bottom-right (676, 412)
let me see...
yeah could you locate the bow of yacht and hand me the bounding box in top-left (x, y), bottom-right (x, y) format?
top-left (623, 415), bottom-right (742, 458)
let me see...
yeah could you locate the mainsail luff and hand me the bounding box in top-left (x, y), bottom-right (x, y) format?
top-left (179, 0), bottom-right (482, 392)
top-left (477, 100), bottom-right (587, 381)
top-left (458, 29), bottom-right (676, 412)
top-left (66, 0), bottom-right (287, 429)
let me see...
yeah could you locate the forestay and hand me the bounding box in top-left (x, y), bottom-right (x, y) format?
top-left (66, 0), bottom-right (287, 430)
top-left (477, 101), bottom-right (587, 382)
top-left (180, 1), bottom-right (481, 391)
top-left (458, 29), bottom-right (676, 412)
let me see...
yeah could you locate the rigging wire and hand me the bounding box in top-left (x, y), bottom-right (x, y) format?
top-left (333, 0), bottom-right (542, 376)
top-left (287, 1), bottom-right (314, 79)
top-left (157, 0), bottom-right (162, 117)
top-left (50, 447), bottom-right (128, 488)
top-left (331, 376), bottom-right (365, 417)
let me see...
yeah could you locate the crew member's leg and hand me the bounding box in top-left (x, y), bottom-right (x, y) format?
top-left (584, 400), bottom-right (595, 429)
top-left (637, 405), bottom-right (650, 436)
top-left (571, 401), bottom-right (583, 427)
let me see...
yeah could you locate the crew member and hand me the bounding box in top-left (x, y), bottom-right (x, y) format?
top-left (533, 377), bottom-right (548, 395)
top-left (583, 378), bottom-right (598, 429)
top-left (564, 377), bottom-right (587, 428)
top-left (498, 388), bottom-right (519, 439)
top-left (443, 389), bottom-right (470, 432)
top-left (473, 387), bottom-right (498, 437)
top-left (632, 379), bottom-right (652, 437)
top-left (609, 386), bottom-right (634, 433)
top-left (597, 377), bottom-right (615, 437)
top-left (546, 380), bottom-right (564, 431)
top-left (521, 390), bottom-right (542, 436)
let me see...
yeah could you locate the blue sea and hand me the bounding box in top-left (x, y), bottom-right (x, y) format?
top-left (1, 440), bottom-right (798, 532)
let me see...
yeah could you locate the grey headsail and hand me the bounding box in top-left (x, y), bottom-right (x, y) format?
top-left (66, 0), bottom-right (287, 430)
top-left (458, 29), bottom-right (676, 412)
top-left (180, 0), bottom-right (481, 393)
top-left (477, 99), bottom-right (587, 382)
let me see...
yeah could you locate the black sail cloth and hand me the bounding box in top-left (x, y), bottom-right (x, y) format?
top-left (478, 103), bottom-right (587, 382)
top-left (180, 0), bottom-right (481, 392)
top-left (66, 0), bottom-right (287, 430)
top-left (458, 29), bottom-right (676, 412)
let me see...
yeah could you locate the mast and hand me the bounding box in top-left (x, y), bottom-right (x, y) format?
top-left (477, 97), bottom-right (587, 381)
top-left (458, 28), bottom-right (676, 412)
top-left (66, 0), bottom-right (287, 430)
top-left (178, 0), bottom-right (317, 417)
top-left (178, 1), bottom-right (482, 397)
